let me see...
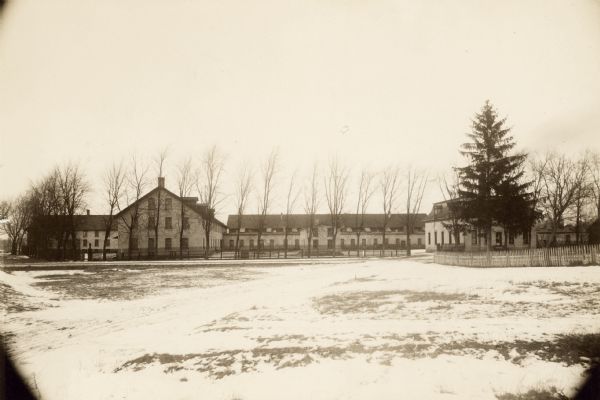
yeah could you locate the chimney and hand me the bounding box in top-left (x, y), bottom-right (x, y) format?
top-left (86, 209), bottom-right (90, 216)
top-left (158, 177), bottom-right (165, 188)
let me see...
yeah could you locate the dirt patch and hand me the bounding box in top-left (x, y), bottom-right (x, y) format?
top-left (313, 290), bottom-right (478, 315)
top-left (32, 267), bottom-right (262, 301)
top-left (0, 283), bottom-right (43, 313)
top-left (495, 387), bottom-right (568, 400)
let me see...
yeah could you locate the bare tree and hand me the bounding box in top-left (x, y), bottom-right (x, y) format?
top-left (572, 154), bottom-right (592, 244)
top-left (120, 155), bottom-right (149, 259)
top-left (535, 152), bottom-right (586, 246)
top-left (197, 145), bottom-right (226, 259)
top-left (151, 148), bottom-right (168, 257)
top-left (590, 151), bottom-right (600, 220)
top-left (176, 157), bottom-right (195, 258)
top-left (439, 170), bottom-right (469, 247)
top-left (380, 166), bottom-right (399, 253)
top-left (303, 162), bottom-right (319, 258)
top-left (102, 161), bottom-right (125, 260)
top-left (354, 168), bottom-right (375, 256)
top-left (234, 164), bottom-right (253, 258)
top-left (57, 163), bottom-right (89, 260)
top-left (1, 195), bottom-right (32, 255)
top-left (0, 200), bottom-right (10, 221)
top-left (28, 169), bottom-right (61, 258)
top-left (283, 171), bottom-right (300, 258)
top-left (324, 158), bottom-right (349, 257)
top-left (256, 149), bottom-right (278, 256)
top-left (405, 166), bottom-right (428, 256)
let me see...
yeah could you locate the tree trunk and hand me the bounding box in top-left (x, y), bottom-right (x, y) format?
top-left (284, 227), bottom-right (288, 258)
top-left (103, 213), bottom-right (114, 261)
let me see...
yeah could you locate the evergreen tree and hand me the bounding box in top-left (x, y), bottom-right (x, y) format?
top-left (456, 101), bottom-right (533, 250)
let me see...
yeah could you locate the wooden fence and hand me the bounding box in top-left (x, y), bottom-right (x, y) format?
top-left (434, 244), bottom-right (600, 268)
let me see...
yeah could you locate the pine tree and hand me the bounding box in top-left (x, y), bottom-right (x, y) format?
top-left (456, 101), bottom-right (533, 250)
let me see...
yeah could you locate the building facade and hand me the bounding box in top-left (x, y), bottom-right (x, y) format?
top-left (223, 213), bottom-right (427, 251)
top-left (424, 200), bottom-right (536, 252)
top-left (115, 177), bottom-right (227, 258)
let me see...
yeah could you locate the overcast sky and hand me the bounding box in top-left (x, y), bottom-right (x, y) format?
top-left (1, 0), bottom-right (599, 220)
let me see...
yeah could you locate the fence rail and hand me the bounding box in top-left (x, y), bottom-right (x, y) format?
top-left (434, 244), bottom-right (600, 268)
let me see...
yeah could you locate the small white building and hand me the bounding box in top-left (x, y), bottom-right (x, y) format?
top-left (424, 200), bottom-right (536, 252)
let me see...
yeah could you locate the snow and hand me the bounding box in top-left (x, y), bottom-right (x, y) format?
top-left (2, 259), bottom-right (599, 399)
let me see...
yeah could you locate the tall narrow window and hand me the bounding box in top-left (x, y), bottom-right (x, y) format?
top-left (165, 238), bottom-right (172, 249)
top-left (165, 217), bottom-right (172, 229)
top-left (165, 198), bottom-right (172, 211)
top-left (181, 238), bottom-right (189, 249)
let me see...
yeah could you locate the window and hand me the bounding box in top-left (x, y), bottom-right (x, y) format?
top-left (83, 231), bottom-right (87, 237)
top-left (165, 238), bottom-right (172, 249)
top-left (401, 240), bottom-right (406, 247)
top-left (495, 232), bottom-right (502, 245)
top-left (313, 239), bottom-right (319, 249)
top-left (509, 231), bottom-right (515, 245)
top-left (104, 239), bottom-right (110, 248)
top-left (269, 239), bottom-right (274, 248)
top-left (95, 231), bottom-right (99, 237)
top-left (250, 239), bottom-right (254, 248)
top-left (384, 238), bottom-right (389, 245)
top-left (148, 198), bottom-right (156, 210)
top-left (395, 238), bottom-right (400, 246)
top-left (229, 239), bottom-right (234, 248)
top-left (523, 232), bottom-right (530, 245)
top-left (259, 239), bottom-right (264, 249)
top-left (340, 239), bottom-right (345, 248)
top-left (327, 227), bottom-right (333, 236)
top-left (362, 238), bottom-right (366, 246)
top-left (434, 231), bottom-right (438, 244)
top-left (131, 238), bottom-right (138, 250)
top-left (417, 238), bottom-right (422, 246)
top-left (148, 238), bottom-right (155, 250)
top-left (181, 238), bottom-right (189, 249)
top-left (294, 239), bottom-right (299, 248)
top-left (449, 233), bottom-right (452, 244)
top-left (83, 239), bottom-right (88, 247)
top-left (165, 217), bottom-right (172, 229)
top-left (94, 239), bottom-right (99, 247)
top-left (240, 240), bottom-right (245, 248)
top-left (428, 232), bottom-right (431, 245)
top-left (148, 215), bottom-right (155, 228)
top-left (183, 217), bottom-right (189, 229)
top-left (374, 238), bottom-right (378, 246)
top-left (165, 198), bottom-right (172, 211)
top-left (351, 238), bottom-right (356, 247)
top-left (471, 230), bottom-right (477, 245)
top-left (441, 231), bottom-right (445, 245)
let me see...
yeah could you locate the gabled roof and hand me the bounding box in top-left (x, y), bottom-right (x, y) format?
top-left (115, 185), bottom-right (227, 228)
top-left (33, 215), bottom-right (113, 231)
top-left (227, 213), bottom-right (427, 230)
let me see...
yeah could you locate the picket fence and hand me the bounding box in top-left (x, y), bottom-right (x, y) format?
top-left (434, 244), bottom-right (600, 268)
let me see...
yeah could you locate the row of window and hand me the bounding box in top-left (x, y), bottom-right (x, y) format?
top-left (147, 197), bottom-right (173, 210)
top-left (427, 231), bottom-right (531, 246)
top-left (128, 237), bottom-right (221, 250)
top-left (81, 239), bottom-right (110, 248)
top-left (146, 216), bottom-right (189, 230)
top-left (228, 237), bottom-right (423, 249)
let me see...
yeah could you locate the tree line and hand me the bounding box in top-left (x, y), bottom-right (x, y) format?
top-left (1, 145), bottom-right (429, 260)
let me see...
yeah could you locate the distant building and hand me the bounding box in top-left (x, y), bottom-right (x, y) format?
top-left (535, 221), bottom-right (588, 247)
top-left (115, 177), bottom-right (227, 258)
top-left (424, 200), bottom-right (536, 252)
top-left (223, 213), bottom-right (427, 251)
top-left (29, 211), bottom-right (119, 259)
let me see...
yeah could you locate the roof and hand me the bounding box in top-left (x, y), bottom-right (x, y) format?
top-left (227, 213), bottom-right (427, 230)
top-left (115, 185), bottom-right (227, 228)
top-left (33, 215), bottom-right (112, 231)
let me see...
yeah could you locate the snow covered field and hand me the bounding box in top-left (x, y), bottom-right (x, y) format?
top-left (1, 258), bottom-right (600, 399)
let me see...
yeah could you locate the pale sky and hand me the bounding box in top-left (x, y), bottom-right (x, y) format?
top-left (1, 0), bottom-right (599, 220)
